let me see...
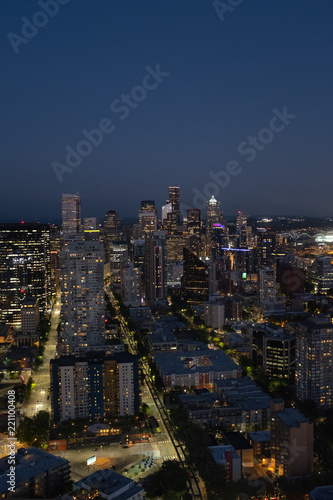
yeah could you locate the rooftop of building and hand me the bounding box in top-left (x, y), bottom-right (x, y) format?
top-left (154, 345), bottom-right (241, 376)
top-left (148, 331), bottom-right (177, 345)
top-left (208, 445), bottom-right (240, 463)
top-left (248, 430), bottom-right (271, 442)
top-left (214, 377), bottom-right (271, 410)
top-left (21, 297), bottom-right (39, 307)
top-left (275, 407), bottom-right (310, 427)
top-left (224, 432), bottom-right (252, 450)
top-left (0, 447), bottom-right (69, 494)
top-left (50, 350), bottom-right (138, 367)
top-left (74, 469), bottom-right (143, 499)
top-left (299, 315), bottom-right (332, 329)
top-left (178, 391), bottom-right (221, 408)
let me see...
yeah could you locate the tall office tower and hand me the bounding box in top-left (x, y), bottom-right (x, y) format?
top-left (110, 242), bottom-right (129, 289)
top-left (262, 329), bottom-right (295, 379)
top-left (162, 202), bottom-right (172, 223)
top-left (83, 218), bottom-right (100, 241)
top-left (206, 196), bottom-right (221, 256)
top-left (59, 237), bottom-right (105, 356)
top-left (121, 263), bottom-right (142, 307)
top-left (50, 351), bottom-right (140, 421)
top-left (132, 239), bottom-right (145, 268)
top-left (257, 232), bottom-right (276, 268)
top-left (0, 223), bottom-right (51, 326)
top-left (308, 256), bottom-right (333, 293)
top-left (295, 316), bottom-right (333, 408)
top-left (259, 267), bottom-right (277, 303)
top-left (21, 298), bottom-right (40, 333)
top-left (187, 209), bottom-right (201, 236)
top-left (182, 247), bottom-right (209, 304)
top-left (166, 232), bottom-right (185, 264)
top-left (145, 231), bottom-right (167, 307)
top-left (138, 207), bottom-right (157, 237)
top-left (270, 402), bottom-right (313, 477)
top-left (83, 217), bottom-right (98, 230)
top-left (211, 224), bottom-right (228, 259)
top-left (61, 193), bottom-right (81, 235)
top-left (103, 209), bottom-right (120, 261)
top-left (236, 211), bottom-right (248, 248)
top-left (141, 200), bottom-right (155, 211)
top-left (169, 186), bottom-right (180, 224)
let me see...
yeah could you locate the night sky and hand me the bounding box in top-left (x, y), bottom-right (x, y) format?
top-left (1, 0), bottom-right (333, 222)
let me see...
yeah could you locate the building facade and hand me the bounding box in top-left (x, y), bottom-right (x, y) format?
top-left (59, 237), bottom-right (105, 355)
top-left (50, 352), bottom-right (140, 421)
top-left (0, 223), bottom-right (51, 326)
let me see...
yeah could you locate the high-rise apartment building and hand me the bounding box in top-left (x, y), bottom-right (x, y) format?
top-left (271, 402), bottom-right (313, 477)
top-left (50, 351), bottom-right (140, 421)
top-left (59, 237), bottom-right (105, 355)
top-left (62, 193), bottom-right (81, 235)
top-left (0, 223), bottom-right (51, 326)
top-left (110, 242), bottom-right (129, 288)
top-left (121, 263), bottom-right (142, 307)
top-left (295, 316), bottom-right (333, 408)
top-left (259, 267), bottom-right (277, 303)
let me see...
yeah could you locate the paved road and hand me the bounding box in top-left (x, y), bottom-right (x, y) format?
top-left (108, 290), bottom-right (204, 499)
top-left (22, 295), bottom-right (60, 418)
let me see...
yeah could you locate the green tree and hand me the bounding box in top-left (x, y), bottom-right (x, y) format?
top-left (155, 460), bottom-right (188, 499)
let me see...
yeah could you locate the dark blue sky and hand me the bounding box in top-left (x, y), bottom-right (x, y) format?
top-left (1, 0), bottom-right (333, 222)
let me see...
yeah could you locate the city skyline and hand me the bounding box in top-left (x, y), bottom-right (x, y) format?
top-left (2, 1), bottom-right (333, 221)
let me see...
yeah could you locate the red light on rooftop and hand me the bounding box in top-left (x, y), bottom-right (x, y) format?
top-left (21, 221), bottom-right (24, 224)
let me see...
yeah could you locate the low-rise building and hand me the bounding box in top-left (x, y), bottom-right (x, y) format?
top-left (208, 445), bottom-right (241, 481)
top-left (0, 447), bottom-right (71, 498)
top-left (154, 343), bottom-right (242, 390)
top-left (248, 430), bottom-right (271, 460)
top-left (223, 432), bottom-right (253, 467)
top-left (214, 377), bottom-right (271, 432)
top-left (74, 469), bottom-right (144, 500)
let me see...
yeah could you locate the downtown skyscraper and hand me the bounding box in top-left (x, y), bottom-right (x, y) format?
top-left (61, 193), bottom-right (81, 235)
top-left (0, 223), bottom-right (51, 326)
